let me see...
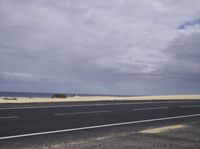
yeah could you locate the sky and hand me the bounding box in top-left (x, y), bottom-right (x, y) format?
top-left (0, 0), bottom-right (200, 95)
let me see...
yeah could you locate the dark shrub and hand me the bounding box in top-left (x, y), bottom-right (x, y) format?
top-left (3, 97), bottom-right (18, 100)
top-left (51, 94), bottom-right (67, 98)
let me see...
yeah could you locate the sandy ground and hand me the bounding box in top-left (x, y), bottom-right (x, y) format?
top-left (1, 119), bottom-right (200, 149)
top-left (0, 95), bottom-right (200, 103)
top-left (139, 124), bottom-right (186, 134)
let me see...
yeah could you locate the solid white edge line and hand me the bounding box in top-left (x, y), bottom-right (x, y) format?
top-left (134, 107), bottom-right (168, 111)
top-left (0, 116), bottom-right (19, 119)
top-left (1, 113), bottom-right (200, 140)
top-left (54, 110), bottom-right (111, 116)
top-left (1, 100), bottom-right (200, 110)
top-left (180, 105), bottom-right (200, 108)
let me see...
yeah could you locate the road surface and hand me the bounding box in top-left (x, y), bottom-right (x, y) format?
top-left (0, 100), bottom-right (200, 140)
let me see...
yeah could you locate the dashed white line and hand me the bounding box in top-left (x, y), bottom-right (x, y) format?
top-left (1, 113), bottom-right (200, 140)
top-left (0, 116), bottom-right (19, 119)
top-left (134, 107), bottom-right (168, 111)
top-left (180, 105), bottom-right (200, 108)
top-left (54, 110), bottom-right (111, 116)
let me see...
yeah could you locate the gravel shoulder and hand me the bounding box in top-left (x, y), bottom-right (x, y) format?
top-left (1, 118), bottom-right (200, 149)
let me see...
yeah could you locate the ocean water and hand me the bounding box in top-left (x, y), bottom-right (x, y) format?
top-left (0, 91), bottom-right (74, 98)
top-left (0, 91), bottom-right (134, 98)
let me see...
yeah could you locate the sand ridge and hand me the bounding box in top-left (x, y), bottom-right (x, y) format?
top-left (0, 95), bottom-right (200, 103)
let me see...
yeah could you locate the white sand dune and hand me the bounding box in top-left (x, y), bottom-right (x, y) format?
top-left (0, 95), bottom-right (200, 104)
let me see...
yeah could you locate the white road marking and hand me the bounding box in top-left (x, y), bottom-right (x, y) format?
top-left (54, 110), bottom-right (111, 116)
top-left (180, 105), bottom-right (200, 108)
top-left (0, 116), bottom-right (19, 119)
top-left (0, 113), bottom-right (200, 140)
top-left (1, 101), bottom-right (200, 110)
top-left (134, 107), bottom-right (168, 111)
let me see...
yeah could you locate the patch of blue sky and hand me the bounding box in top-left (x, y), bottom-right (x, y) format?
top-left (179, 19), bottom-right (200, 29)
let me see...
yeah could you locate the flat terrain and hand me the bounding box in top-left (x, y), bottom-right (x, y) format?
top-left (1, 119), bottom-right (199, 149)
top-left (0, 100), bottom-right (200, 148)
top-left (1, 95), bottom-right (200, 103)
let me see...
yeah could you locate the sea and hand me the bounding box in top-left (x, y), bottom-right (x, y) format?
top-left (0, 91), bottom-right (135, 98)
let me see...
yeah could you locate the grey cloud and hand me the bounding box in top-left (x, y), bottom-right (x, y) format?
top-left (0, 0), bottom-right (200, 94)
top-left (153, 32), bottom-right (200, 94)
top-left (163, 33), bottom-right (200, 75)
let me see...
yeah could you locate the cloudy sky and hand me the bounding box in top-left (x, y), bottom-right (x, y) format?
top-left (0, 0), bottom-right (200, 95)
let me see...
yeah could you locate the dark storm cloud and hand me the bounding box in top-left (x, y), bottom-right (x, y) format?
top-left (154, 33), bottom-right (200, 94)
top-left (163, 33), bottom-right (200, 76)
top-left (0, 0), bottom-right (200, 94)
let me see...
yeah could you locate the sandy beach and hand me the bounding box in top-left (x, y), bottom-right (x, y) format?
top-left (0, 95), bottom-right (200, 104)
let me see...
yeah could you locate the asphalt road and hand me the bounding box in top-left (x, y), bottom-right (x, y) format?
top-left (0, 100), bottom-right (200, 141)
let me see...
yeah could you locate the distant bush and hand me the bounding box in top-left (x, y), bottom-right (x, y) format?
top-left (70, 94), bottom-right (76, 97)
top-left (51, 94), bottom-right (67, 98)
top-left (3, 97), bottom-right (18, 100)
